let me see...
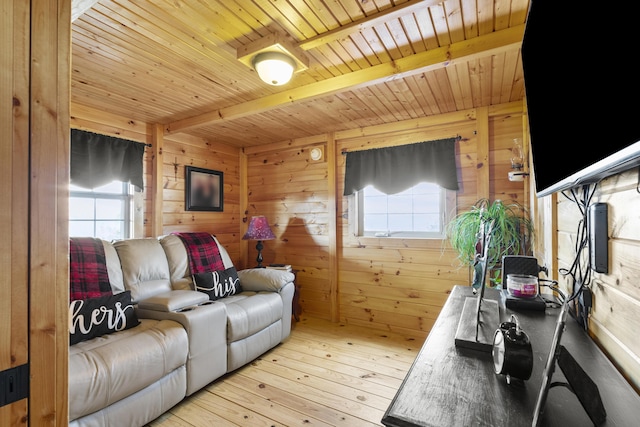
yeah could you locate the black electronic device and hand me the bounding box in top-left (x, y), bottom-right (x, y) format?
top-left (588, 203), bottom-right (608, 274)
top-left (502, 255), bottom-right (539, 277)
top-left (501, 255), bottom-right (546, 311)
top-left (522, 0), bottom-right (640, 197)
top-left (492, 315), bottom-right (533, 384)
top-left (533, 301), bottom-right (607, 426)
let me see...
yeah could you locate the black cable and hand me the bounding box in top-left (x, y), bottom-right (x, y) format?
top-left (538, 278), bottom-right (563, 308)
top-left (559, 185), bottom-right (595, 296)
top-left (558, 184), bottom-right (598, 328)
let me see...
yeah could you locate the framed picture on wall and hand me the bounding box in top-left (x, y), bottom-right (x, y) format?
top-left (185, 166), bottom-right (223, 212)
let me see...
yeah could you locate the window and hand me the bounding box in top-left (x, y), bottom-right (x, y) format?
top-left (353, 182), bottom-right (454, 238)
top-left (69, 181), bottom-right (133, 240)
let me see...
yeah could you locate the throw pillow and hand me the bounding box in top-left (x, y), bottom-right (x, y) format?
top-left (69, 291), bottom-right (140, 346)
top-left (193, 267), bottom-right (242, 300)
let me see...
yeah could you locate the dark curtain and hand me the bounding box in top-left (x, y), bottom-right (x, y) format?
top-left (343, 137), bottom-right (459, 195)
top-left (71, 129), bottom-right (146, 191)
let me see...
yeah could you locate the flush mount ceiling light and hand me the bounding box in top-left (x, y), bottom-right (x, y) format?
top-left (237, 32), bottom-right (309, 86)
top-left (252, 52), bottom-right (297, 86)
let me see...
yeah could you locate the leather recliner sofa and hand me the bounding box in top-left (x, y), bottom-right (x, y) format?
top-left (68, 234), bottom-right (295, 426)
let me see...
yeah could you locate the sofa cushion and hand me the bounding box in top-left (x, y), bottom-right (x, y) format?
top-left (102, 239), bottom-right (125, 294)
top-left (221, 292), bottom-right (283, 342)
top-left (159, 234), bottom-right (193, 290)
top-left (69, 366), bottom-right (186, 427)
top-left (193, 267), bottom-right (242, 300)
top-left (69, 237), bottom-right (112, 300)
top-left (113, 238), bottom-right (172, 303)
top-left (137, 289), bottom-right (210, 312)
top-left (69, 290), bottom-right (140, 345)
top-left (227, 320), bottom-right (283, 372)
top-left (68, 318), bottom-right (188, 421)
top-left (237, 268), bottom-right (295, 292)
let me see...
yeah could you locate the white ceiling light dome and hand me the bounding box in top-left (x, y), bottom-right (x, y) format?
top-left (252, 52), bottom-right (297, 86)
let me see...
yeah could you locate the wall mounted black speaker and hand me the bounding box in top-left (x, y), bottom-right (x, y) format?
top-left (589, 203), bottom-right (608, 274)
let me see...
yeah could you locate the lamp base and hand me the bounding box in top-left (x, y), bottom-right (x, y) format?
top-left (255, 240), bottom-right (264, 268)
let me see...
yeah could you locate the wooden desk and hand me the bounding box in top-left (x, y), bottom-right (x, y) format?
top-left (382, 285), bottom-right (640, 427)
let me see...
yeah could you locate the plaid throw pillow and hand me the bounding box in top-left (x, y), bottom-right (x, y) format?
top-left (69, 237), bottom-right (112, 301)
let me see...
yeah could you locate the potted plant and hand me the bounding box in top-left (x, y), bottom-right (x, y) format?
top-left (446, 198), bottom-right (534, 287)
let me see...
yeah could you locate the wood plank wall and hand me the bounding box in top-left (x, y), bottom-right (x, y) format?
top-left (70, 104), bottom-right (243, 261)
top-left (31, 0), bottom-right (72, 423)
top-left (242, 102), bottom-right (528, 340)
top-left (552, 170), bottom-right (640, 392)
top-left (2, 0), bottom-right (71, 424)
top-left (71, 101), bottom-right (528, 344)
top-left (72, 98), bottom-right (640, 398)
top-left (1, 1), bottom-right (30, 424)
top-left (333, 105), bottom-right (527, 339)
top-left (159, 135), bottom-right (241, 259)
top-left (244, 135), bottom-right (332, 308)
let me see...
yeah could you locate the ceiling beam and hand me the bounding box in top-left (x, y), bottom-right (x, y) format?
top-left (299, 0), bottom-right (444, 51)
top-left (166, 25), bottom-right (525, 135)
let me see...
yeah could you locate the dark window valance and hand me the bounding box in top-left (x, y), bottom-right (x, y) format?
top-left (71, 129), bottom-right (146, 191)
top-left (343, 137), bottom-right (459, 195)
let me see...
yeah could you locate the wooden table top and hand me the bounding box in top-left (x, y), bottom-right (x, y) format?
top-left (382, 285), bottom-right (640, 427)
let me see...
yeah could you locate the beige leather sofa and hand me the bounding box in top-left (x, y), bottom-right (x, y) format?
top-left (68, 234), bottom-right (295, 427)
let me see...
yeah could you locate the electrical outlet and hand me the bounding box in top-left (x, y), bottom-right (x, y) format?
top-left (576, 288), bottom-right (592, 330)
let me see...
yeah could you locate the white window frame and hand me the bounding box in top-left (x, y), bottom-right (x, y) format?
top-left (69, 181), bottom-right (135, 240)
top-left (349, 182), bottom-right (456, 239)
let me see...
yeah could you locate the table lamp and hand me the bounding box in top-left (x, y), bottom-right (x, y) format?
top-left (242, 215), bottom-right (276, 268)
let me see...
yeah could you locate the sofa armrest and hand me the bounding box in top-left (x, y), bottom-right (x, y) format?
top-left (136, 299), bottom-right (228, 395)
top-left (237, 268), bottom-right (295, 292)
top-left (137, 290), bottom-right (209, 312)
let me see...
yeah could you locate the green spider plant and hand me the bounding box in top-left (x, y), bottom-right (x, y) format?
top-left (446, 198), bottom-right (534, 286)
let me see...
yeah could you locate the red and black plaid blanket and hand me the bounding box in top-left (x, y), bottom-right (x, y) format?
top-left (173, 232), bottom-right (225, 274)
top-left (69, 237), bottom-right (112, 301)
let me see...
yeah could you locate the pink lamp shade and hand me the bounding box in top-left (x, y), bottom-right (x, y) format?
top-left (242, 216), bottom-right (276, 268)
top-left (242, 216), bottom-right (276, 241)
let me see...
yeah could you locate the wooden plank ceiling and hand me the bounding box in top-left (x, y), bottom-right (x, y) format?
top-left (71, 0), bottom-right (530, 148)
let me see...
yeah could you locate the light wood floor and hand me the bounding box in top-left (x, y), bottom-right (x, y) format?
top-left (146, 315), bottom-right (425, 427)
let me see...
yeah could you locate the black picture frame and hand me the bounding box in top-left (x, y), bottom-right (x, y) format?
top-left (185, 166), bottom-right (223, 212)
